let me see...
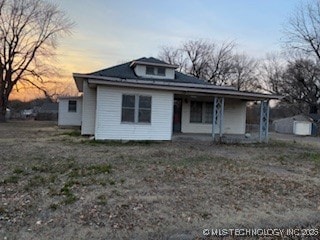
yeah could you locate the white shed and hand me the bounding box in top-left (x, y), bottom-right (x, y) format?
top-left (273, 114), bottom-right (313, 135)
top-left (293, 121), bottom-right (312, 136)
top-left (58, 96), bottom-right (83, 127)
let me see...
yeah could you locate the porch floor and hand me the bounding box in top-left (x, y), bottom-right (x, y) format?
top-left (172, 133), bottom-right (260, 143)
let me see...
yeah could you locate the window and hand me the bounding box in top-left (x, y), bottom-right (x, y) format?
top-left (68, 100), bottom-right (77, 112)
top-left (190, 101), bottom-right (213, 124)
top-left (121, 94), bottom-right (152, 123)
top-left (190, 101), bottom-right (202, 123)
top-left (121, 95), bottom-right (135, 122)
top-left (139, 96), bottom-right (152, 123)
top-left (157, 67), bottom-right (165, 76)
top-left (204, 102), bottom-right (213, 123)
top-left (146, 66), bottom-right (155, 75)
top-left (146, 66), bottom-right (166, 76)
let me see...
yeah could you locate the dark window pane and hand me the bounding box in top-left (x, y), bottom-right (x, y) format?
top-left (122, 95), bottom-right (135, 108)
top-left (157, 67), bottom-right (165, 76)
top-left (190, 101), bottom-right (202, 123)
top-left (146, 66), bottom-right (155, 75)
top-left (139, 96), bottom-right (151, 109)
top-left (139, 109), bottom-right (151, 123)
top-left (205, 102), bottom-right (213, 123)
top-left (68, 100), bottom-right (77, 112)
top-left (121, 108), bottom-right (135, 122)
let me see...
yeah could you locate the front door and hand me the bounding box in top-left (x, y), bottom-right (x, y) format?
top-left (173, 99), bottom-right (182, 133)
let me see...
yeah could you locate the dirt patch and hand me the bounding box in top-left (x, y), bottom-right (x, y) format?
top-left (1, 121), bottom-right (320, 239)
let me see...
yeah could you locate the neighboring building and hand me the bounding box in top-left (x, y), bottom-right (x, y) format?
top-left (20, 109), bottom-right (36, 119)
top-left (273, 114), bottom-right (319, 136)
top-left (58, 96), bottom-right (82, 127)
top-left (36, 101), bottom-right (58, 120)
top-left (59, 57), bottom-right (281, 141)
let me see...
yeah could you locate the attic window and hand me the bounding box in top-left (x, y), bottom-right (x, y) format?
top-left (157, 67), bottom-right (165, 76)
top-left (145, 66), bottom-right (166, 76)
top-left (146, 66), bottom-right (155, 75)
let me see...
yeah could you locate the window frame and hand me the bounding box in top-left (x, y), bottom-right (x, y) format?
top-left (145, 66), bottom-right (166, 76)
top-left (121, 94), bottom-right (136, 123)
top-left (68, 100), bottom-right (77, 112)
top-left (190, 101), bottom-right (203, 123)
top-left (190, 101), bottom-right (213, 124)
top-left (157, 67), bottom-right (166, 76)
top-left (121, 94), bottom-right (152, 124)
top-left (146, 66), bottom-right (155, 75)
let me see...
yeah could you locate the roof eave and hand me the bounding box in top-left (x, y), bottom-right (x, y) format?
top-left (77, 74), bottom-right (283, 101)
top-left (129, 60), bottom-right (179, 69)
top-left (73, 73), bottom-right (85, 92)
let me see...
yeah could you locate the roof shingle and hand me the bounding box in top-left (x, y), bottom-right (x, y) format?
top-left (88, 57), bottom-right (206, 85)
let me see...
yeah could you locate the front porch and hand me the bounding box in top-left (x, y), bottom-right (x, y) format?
top-left (172, 94), bottom-right (270, 143)
top-left (172, 133), bottom-right (260, 143)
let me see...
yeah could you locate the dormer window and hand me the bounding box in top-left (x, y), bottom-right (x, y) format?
top-left (145, 66), bottom-right (166, 76)
top-left (146, 66), bottom-right (155, 75)
top-left (157, 67), bottom-right (165, 76)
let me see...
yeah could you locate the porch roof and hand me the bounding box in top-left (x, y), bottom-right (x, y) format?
top-left (74, 73), bottom-right (282, 101)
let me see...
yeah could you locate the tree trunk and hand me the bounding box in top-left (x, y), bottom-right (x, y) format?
top-left (0, 95), bottom-right (8, 122)
top-left (0, 107), bottom-right (6, 122)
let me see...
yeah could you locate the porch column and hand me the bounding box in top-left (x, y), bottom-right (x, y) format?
top-left (212, 97), bottom-right (224, 141)
top-left (259, 100), bottom-right (270, 143)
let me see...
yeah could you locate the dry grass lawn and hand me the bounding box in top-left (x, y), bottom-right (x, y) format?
top-left (0, 121), bottom-right (320, 239)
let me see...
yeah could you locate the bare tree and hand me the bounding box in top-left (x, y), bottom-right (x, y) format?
top-left (159, 39), bottom-right (238, 86)
top-left (230, 53), bottom-right (258, 91)
top-left (261, 53), bottom-right (320, 113)
top-left (259, 53), bottom-right (286, 94)
top-left (284, 0), bottom-right (320, 61)
top-left (282, 58), bottom-right (320, 113)
top-left (159, 46), bottom-right (187, 73)
top-left (0, 0), bottom-right (73, 121)
top-left (279, 0), bottom-right (320, 113)
top-left (206, 41), bottom-right (235, 85)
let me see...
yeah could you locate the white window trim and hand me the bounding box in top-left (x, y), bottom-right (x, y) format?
top-left (68, 100), bottom-right (77, 113)
top-left (190, 101), bottom-right (213, 124)
top-left (145, 66), bottom-right (166, 76)
top-left (121, 94), bottom-right (152, 124)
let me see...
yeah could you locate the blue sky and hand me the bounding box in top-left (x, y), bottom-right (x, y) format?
top-left (55, 0), bottom-right (302, 73)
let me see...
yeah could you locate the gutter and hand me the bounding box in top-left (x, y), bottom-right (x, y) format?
top-left (73, 73), bottom-right (283, 101)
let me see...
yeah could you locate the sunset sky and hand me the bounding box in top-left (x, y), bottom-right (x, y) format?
top-left (11, 0), bottom-right (302, 101)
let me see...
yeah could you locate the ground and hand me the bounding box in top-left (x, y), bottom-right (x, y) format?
top-left (1, 121), bottom-right (320, 240)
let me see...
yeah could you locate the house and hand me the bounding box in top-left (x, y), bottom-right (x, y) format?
top-left (58, 96), bottom-right (82, 127)
top-left (59, 57), bottom-right (281, 142)
top-left (273, 114), bottom-right (319, 136)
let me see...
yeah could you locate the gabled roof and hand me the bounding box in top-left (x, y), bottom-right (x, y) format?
top-left (88, 57), bottom-right (205, 85)
top-left (130, 57), bottom-right (179, 68)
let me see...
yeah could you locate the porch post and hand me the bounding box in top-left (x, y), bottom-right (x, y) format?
top-left (212, 97), bottom-right (217, 139)
top-left (259, 100), bottom-right (270, 143)
top-left (212, 97), bottom-right (224, 141)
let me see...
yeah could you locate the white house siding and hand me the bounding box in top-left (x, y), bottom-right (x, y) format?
top-left (95, 86), bottom-right (174, 140)
top-left (181, 98), bottom-right (247, 134)
top-left (81, 80), bottom-right (96, 135)
top-left (58, 98), bottom-right (82, 126)
top-left (133, 65), bottom-right (175, 79)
